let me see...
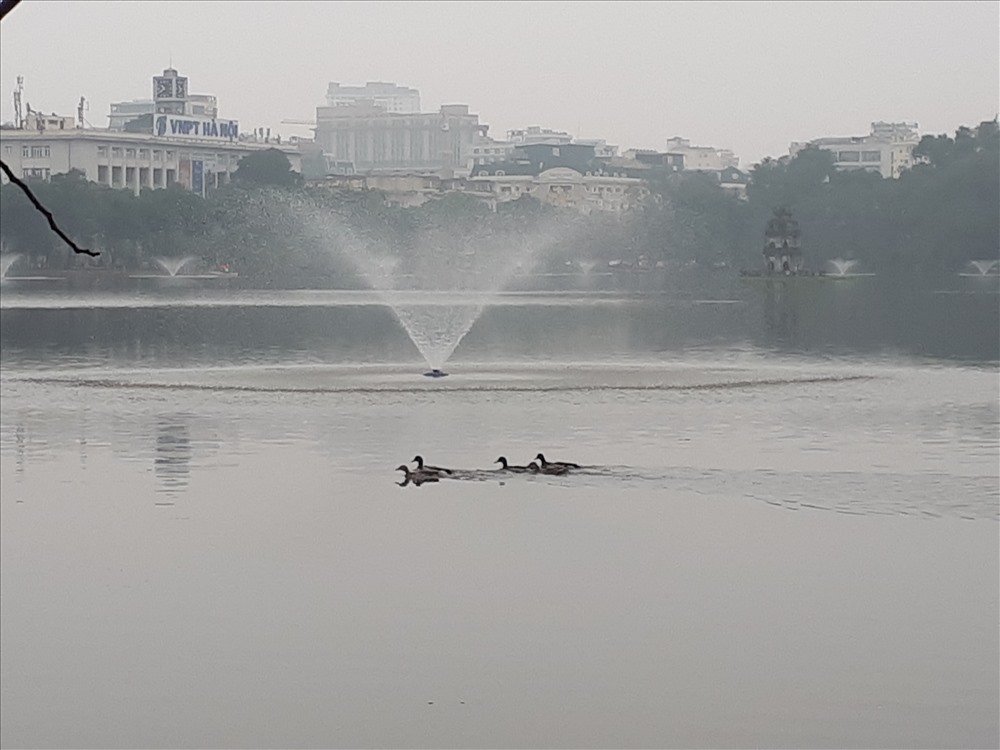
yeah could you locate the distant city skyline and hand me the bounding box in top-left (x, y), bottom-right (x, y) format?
top-left (1, 1), bottom-right (997, 165)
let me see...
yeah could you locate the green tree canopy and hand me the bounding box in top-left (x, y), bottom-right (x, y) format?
top-left (233, 149), bottom-right (303, 188)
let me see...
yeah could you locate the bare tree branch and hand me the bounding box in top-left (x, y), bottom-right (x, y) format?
top-left (0, 0), bottom-right (24, 22)
top-left (1, 159), bottom-right (99, 257)
top-left (2, 0), bottom-right (98, 257)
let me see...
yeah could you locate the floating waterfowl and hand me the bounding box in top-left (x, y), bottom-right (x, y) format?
top-left (396, 465), bottom-right (440, 486)
top-left (527, 459), bottom-right (568, 476)
top-left (535, 453), bottom-right (581, 471)
top-left (412, 455), bottom-right (453, 475)
top-left (494, 456), bottom-right (533, 473)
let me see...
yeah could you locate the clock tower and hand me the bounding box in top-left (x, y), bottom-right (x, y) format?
top-left (152, 67), bottom-right (189, 115)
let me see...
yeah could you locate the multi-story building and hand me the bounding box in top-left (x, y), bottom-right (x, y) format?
top-left (508, 125), bottom-right (573, 146)
top-left (0, 67), bottom-right (300, 195)
top-left (325, 82), bottom-right (420, 113)
top-left (467, 142), bottom-right (647, 215)
top-left (109, 93), bottom-right (218, 131)
top-left (314, 102), bottom-right (486, 175)
top-left (465, 134), bottom-right (517, 169)
top-left (664, 137), bottom-right (740, 171)
top-left (788, 121), bottom-right (924, 179)
top-left (469, 164), bottom-right (647, 215)
top-left (621, 149), bottom-right (685, 171)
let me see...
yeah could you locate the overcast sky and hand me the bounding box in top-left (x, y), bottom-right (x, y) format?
top-left (1, 0), bottom-right (996, 166)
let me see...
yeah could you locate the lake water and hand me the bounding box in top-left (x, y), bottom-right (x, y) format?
top-left (1, 279), bottom-right (997, 749)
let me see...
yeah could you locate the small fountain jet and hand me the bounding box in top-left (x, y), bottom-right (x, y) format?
top-left (0, 253), bottom-right (22, 280)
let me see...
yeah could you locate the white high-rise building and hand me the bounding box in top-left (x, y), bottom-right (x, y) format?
top-left (325, 82), bottom-right (420, 113)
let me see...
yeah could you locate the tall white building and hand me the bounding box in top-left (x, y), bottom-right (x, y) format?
top-left (325, 82), bottom-right (420, 113)
top-left (789, 121), bottom-right (923, 179)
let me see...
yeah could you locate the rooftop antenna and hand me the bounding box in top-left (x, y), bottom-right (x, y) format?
top-left (77, 96), bottom-right (88, 129)
top-left (12, 75), bottom-right (23, 129)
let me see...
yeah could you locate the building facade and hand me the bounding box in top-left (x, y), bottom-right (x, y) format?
top-left (314, 102), bottom-right (486, 175)
top-left (507, 125), bottom-right (574, 146)
top-left (469, 164), bottom-right (647, 215)
top-left (1, 67), bottom-right (300, 195)
top-left (789, 121), bottom-right (923, 179)
top-left (1, 128), bottom-right (300, 194)
top-left (325, 82), bottom-right (420, 113)
top-left (664, 137), bottom-right (739, 171)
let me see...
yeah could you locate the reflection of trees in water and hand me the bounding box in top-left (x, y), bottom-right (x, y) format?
top-left (154, 416), bottom-right (193, 494)
top-left (761, 281), bottom-right (802, 347)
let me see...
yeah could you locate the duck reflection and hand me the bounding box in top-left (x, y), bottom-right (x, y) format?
top-left (154, 416), bottom-right (192, 494)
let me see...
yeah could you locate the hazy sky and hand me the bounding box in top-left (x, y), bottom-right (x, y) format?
top-left (1, 0), bottom-right (997, 165)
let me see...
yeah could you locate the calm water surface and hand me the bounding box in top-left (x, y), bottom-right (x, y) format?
top-left (1, 285), bottom-right (997, 749)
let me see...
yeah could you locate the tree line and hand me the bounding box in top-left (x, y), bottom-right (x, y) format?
top-left (1, 119), bottom-right (996, 283)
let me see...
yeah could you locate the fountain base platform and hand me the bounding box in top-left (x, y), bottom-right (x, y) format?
top-left (423, 369), bottom-right (449, 378)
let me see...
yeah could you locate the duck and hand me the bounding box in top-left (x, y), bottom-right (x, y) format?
top-left (535, 453), bottom-right (581, 471)
top-left (527, 459), bottom-right (568, 476)
top-left (396, 465), bottom-right (440, 487)
top-left (494, 456), bottom-right (533, 473)
top-left (411, 455), bottom-right (453, 475)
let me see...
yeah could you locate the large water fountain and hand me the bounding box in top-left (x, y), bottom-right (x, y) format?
top-left (293, 195), bottom-right (584, 375)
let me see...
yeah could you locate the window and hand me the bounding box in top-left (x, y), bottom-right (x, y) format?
top-left (111, 147), bottom-right (123, 157)
top-left (861, 150), bottom-right (881, 162)
top-left (153, 150), bottom-right (162, 161)
top-left (126, 148), bottom-right (136, 158)
top-left (2, 145), bottom-right (11, 155)
top-left (139, 149), bottom-right (149, 158)
top-left (165, 150), bottom-right (175, 160)
top-left (28, 146), bottom-right (50, 158)
top-left (97, 146), bottom-right (108, 156)
top-left (21, 146), bottom-right (29, 158)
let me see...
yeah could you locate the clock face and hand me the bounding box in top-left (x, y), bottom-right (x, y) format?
top-left (174, 78), bottom-right (187, 98)
top-left (155, 78), bottom-right (173, 99)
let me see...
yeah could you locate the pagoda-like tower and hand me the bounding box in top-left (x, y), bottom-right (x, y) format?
top-left (763, 206), bottom-right (803, 274)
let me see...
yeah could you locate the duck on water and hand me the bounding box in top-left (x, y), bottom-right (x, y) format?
top-left (396, 465), bottom-right (441, 487)
top-left (535, 453), bottom-right (581, 471)
top-left (411, 455), bottom-right (454, 475)
top-left (494, 456), bottom-right (533, 473)
top-left (527, 460), bottom-right (569, 476)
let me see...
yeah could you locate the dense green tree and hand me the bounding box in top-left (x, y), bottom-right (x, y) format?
top-left (233, 149), bottom-right (303, 188)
